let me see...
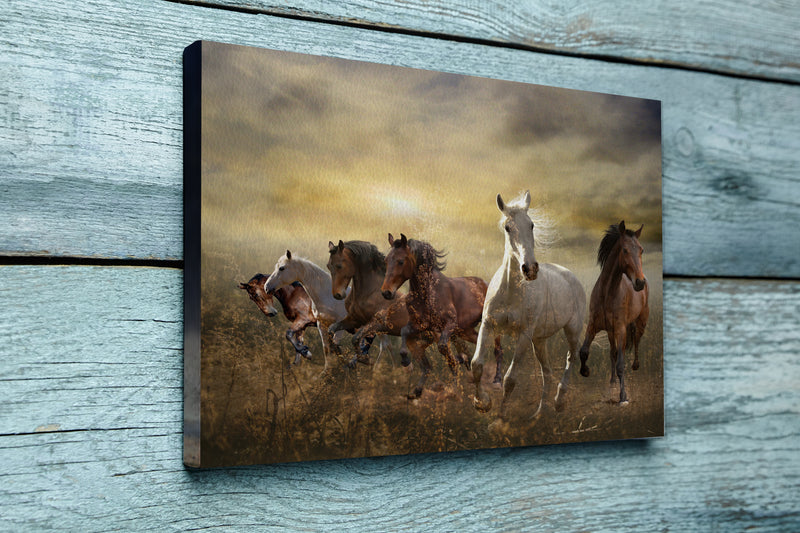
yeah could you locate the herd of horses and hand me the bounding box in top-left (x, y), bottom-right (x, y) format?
top-left (238, 191), bottom-right (649, 420)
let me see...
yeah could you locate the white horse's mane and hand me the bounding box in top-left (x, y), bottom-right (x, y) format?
top-left (500, 192), bottom-right (559, 252)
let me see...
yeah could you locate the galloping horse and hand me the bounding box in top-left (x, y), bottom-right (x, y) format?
top-left (381, 233), bottom-right (502, 399)
top-left (239, 274), bottom-right (317, 365)
top-left (578, 221), bottom-right (649, 405)
top-left (326, 240), bottom-right (409, 367)
top-left (264, 251), bottom-right (348, 372)
top-left (471, 191), bottom-right (585, 420)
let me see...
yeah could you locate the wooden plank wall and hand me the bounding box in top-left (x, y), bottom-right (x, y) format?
top-left (2, 1), bottom-right (798, 530)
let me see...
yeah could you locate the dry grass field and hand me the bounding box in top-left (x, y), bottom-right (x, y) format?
top-left (199, 250), bottom-right (663, 466)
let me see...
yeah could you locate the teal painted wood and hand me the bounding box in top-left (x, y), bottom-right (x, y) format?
top-left (1, 266), bottom-right (799, 530)
top-left (1, 1), bottom-right (799, 277)
top-left (191, 0), bottom-right (800, 82)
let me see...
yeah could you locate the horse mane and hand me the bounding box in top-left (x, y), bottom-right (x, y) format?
top-left (597, 223), bottom-right (637, 268)
top-left (406, 239), bottom-right (447, 272)
top-left (341, 240), bottom-right (385, 273)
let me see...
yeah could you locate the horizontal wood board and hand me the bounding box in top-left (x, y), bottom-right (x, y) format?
top-left (1, 266), bottom-right (799, 530)
top-left (1, 0), bottom-right (799, 277)
top-left (189, 0), bottom-right (800, 82)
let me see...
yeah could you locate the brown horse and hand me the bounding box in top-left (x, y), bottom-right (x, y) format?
top-left (239, 274), bottom-right (318, 365)
top-left (578, 221), bottom-right (649, 405)
top-left (326, 240), bottom-right (409, 367)
top-left (381, 233), bottom-right (502, 399)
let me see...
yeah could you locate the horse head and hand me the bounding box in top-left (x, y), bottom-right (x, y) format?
top-left (381, 233), bottom-right (414, 299)
top-left (265, 250), bottom-right (298, 294)
top-left (497, 190), bottom-right (539, 281)
top-left (327, 239), bottom-right (354, 300)
top-left (617, 220), bottom-right (646, 292)
top-left (239, 274), bottom-right (278, 317)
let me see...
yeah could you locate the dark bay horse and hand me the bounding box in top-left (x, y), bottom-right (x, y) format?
top-left (579, 221), bottom-right (649, 405)
top-left (239, 274), bottom-right (317, 365)
top-left (326, 240), bottom-right (409, 367)
top-left (381, 233), bottom-right (502, 399)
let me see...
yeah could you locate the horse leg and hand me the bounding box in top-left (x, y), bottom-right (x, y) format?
top-left (579, 322), bottom-right (598, 377)
top-left (632, 307), bottom-right (649, 371)
top-left (437, 322), bottom-right (460, 374)
top-left (287, 320), bottom-right (312, 359)
top-left (554, 319), bottom-right (582, 412)
top-left (498, 335), bottom-right (529, 420)
top-left (471, 319), bottom-right (498, 413)
top-left (407, 336), bottom-right (432, 399)
top-left (374, 334), bottom-right (391, 367)
top-left (316, 324), bottom-right (334, 373)
top-left (531, 338), bottom-right (553, 419)
top-left (398, 324), bottom-right (415, 368)
top-left (608, 336), bottom-right (618, 389)
top-left (612, 324), bottom-right (629, 405)
top-left (616, 345), bottom-right (628, 405)
top-left (493, 336), bottom-right (504, 385)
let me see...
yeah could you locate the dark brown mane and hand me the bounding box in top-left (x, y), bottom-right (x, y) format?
top-left (341, 240), bottom-right (385, 273)
top-left (597, 224), bottom-right (636, 268)
top-left (406, 239), bottom-right (447, 272)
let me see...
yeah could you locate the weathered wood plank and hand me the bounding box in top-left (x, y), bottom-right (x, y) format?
top-left (189, 0), bottom-right (800, 83)
top-left (1, 266), bottom-right (799, 530)
top-left (1, 0), bottom-right (799, 277)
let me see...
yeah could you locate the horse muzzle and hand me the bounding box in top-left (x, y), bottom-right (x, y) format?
top-left (634, 278), bottom-right (646, 291)
top-left (521, 261), bottom-right (539, 281)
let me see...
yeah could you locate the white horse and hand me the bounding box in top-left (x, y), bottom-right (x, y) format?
top-left (264, 250), bottom-right (348, 372)
top-left (471, 191), bottom-right (586, 420)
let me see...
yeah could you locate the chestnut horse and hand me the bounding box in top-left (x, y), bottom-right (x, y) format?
top-left (326, 240), bottom-right (408, 367)
top-left (579, 221), bottom-right (649, 405)
top-left (470, 192), bottom-right (586, 420)
top-left (239, 275), bottom-right (317, 365)
top-left (381, 233), bottom-right (502, 399)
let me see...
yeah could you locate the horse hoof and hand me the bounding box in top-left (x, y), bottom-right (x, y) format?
top-left (400, 355), bottom-right (411, 367)
top-left (407, 388), bottom-right (423, 400)
top-left (619, 399), bottom-right (630, 407)
top-left (632, 361), bottom-right (639, 371)
top-left (472, 396), bottom-right (492, 413)
top-left (580, 367), bottom-right (590, 378)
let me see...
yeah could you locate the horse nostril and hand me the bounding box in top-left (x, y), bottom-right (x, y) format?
top-left (521, 264), bottom-right (529, 274)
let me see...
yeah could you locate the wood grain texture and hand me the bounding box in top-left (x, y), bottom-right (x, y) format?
top-left (1, 0), bottom-right (799, 277)
top-left (189, 0), bottom-right (800, 82)
top-left (2, 266), bottom-right (799, 530)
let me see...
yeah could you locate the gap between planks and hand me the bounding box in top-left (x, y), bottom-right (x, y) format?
top-left (163, 0), bottom-right (800, 86)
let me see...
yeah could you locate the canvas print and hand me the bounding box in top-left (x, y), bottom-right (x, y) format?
top-left (183, 40), bottom-right (663, 468)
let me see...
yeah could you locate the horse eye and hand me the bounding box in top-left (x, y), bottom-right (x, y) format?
top-left (279, 266), bottom-right (285, 271)
top-left (398, 260), bottom-right (404, 266)
top-left (504, 224), bottom-right (511, 232)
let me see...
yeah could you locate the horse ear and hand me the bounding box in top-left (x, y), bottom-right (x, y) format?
top-left (238, 282), bottom-right (247, 290)
top-left (286, 250), bottom-right (292, 260)
top-left (400, 233), bottom-right (408, 246)
top-left (496, 194), bottom-right (505, 212)
top-left (635, 224), bottom-right (643, 238)
top-left (388, 233), bottom-right (395, 245)
top-left (328, 241), bottom-right (336, 252)
top-left (338, 240), bottom-right (344, 252)
top-left (523, 190), bottom-right (531, 209)
top-left (618, 220), bottom-right (626, 234)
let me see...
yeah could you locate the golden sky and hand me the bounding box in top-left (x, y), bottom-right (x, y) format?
top-left (199, 41), bottom-right (662, 281)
